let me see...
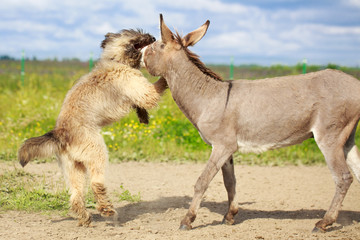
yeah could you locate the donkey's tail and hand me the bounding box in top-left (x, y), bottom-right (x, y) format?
top-left (18, 131), bottom-right (59, 167)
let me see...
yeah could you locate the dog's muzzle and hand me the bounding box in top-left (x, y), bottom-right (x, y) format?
top-left (140, 46), bottom-right (148, 68)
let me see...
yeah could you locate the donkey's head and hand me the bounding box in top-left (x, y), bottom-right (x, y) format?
top-left (143, 14), bottom-right (210, 77)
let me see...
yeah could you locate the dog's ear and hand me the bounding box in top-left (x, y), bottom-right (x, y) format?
top-left (101, 33), bottom-right (115, 49)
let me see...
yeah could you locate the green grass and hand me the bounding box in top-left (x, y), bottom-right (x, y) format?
top-left (0, 169), bottom-right (141, 213)
top-left (117, 185), bottom-right (141, 202)
top-left (0, 169), bottom-right (69, 213)
top-left (1, 59), bottom-right (360, 166)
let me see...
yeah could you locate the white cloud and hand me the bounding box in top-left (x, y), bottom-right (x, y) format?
top-left (0, 0), bottom-right (359, 65)
top-left (204, 30), bottom-right (300, 57)
top-left (344, 0), bottom-right (360, 8)
top-left (0, 0), bottom-right (52, 11)
top-left (159, 0), bottom-right (250, 14)
top-left (315, 25), bottom-right (360, 35)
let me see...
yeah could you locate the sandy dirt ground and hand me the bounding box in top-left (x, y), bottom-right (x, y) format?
top-left (1, 161), bottom-right (360, 240)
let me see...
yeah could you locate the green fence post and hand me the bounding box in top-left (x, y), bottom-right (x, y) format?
top-left (302, 58), bottom-right (307, 74)
top-left (230, 56), bottom-right (234, 80)
top-left (89, 52), bottom-right (94, 72)
top-left (21, 50), bottom-right (25, 86)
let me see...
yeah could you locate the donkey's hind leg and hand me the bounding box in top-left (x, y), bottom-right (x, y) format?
top-left (313, 135), bottom-right (353, 232)
top-left (344, 124), bottom-right (360, 182)
top-left (221, 155), bottom-right (239, 225)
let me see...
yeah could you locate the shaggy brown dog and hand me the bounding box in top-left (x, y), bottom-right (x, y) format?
top-left (18, 29), bottom-right (167, 226)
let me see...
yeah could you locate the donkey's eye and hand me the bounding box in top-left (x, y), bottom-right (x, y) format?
top-left (160, 43), bottom-right (165, 49)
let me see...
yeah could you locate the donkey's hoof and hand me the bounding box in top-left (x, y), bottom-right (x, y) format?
top-left (222, 217), bottom-right (235, 225)
top-left (312, 226), bottom-right (326, 233)
top-left (179, 224), bottom-right (192, 231)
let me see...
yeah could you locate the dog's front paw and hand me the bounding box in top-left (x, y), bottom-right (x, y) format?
top-left (135, 107), bottom-right (149, 124)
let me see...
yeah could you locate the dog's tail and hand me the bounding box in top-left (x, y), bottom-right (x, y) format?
top-left (18, 131), bottom-right (59, 167)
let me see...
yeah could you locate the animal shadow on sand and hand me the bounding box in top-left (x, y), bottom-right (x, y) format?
top-left (60, 196), bottom-right (360, 232)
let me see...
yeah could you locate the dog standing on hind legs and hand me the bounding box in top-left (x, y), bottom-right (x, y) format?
top-left (18, 29), bottom-right (168, 226)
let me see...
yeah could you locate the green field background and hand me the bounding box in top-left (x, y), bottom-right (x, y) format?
top-left (1, 60), bottom-right (360, 166)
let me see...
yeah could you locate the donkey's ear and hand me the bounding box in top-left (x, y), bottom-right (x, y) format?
top-left (160, 14), bottom-right (174, 44)
top-left (182, 20), bottom-right (210, 47)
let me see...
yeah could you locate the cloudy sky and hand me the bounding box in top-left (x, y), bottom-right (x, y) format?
top-left (1, 0), bottom-right (360, 66)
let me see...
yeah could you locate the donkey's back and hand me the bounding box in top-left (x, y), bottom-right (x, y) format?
top-left (220, 69), bottom-right (360, 153)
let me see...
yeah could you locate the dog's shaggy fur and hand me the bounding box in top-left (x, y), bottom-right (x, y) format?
top-left (18, 29), bottom-right (167, 226)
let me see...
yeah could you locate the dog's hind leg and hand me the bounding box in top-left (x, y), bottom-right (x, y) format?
top-left (63, 156), bottom-right (91, 226)
top-left (86, 138), bottom-right (116, 218)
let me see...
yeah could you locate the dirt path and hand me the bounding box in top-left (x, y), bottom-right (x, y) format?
top-left (1, 161), bottom-right (360, 239)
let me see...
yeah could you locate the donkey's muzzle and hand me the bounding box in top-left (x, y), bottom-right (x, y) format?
top-left (140, 46), bottom-right (148, 68)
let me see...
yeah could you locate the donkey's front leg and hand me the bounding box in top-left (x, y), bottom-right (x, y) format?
top-left (221, 156), bottom-right (239, 225)
top-left (180, 145), bottom-right (235, 230)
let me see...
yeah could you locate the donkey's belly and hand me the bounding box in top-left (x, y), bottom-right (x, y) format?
top-left (237, 131), bottom-right (313, 154)
top-left (237, 140), bottom-right (279, 154)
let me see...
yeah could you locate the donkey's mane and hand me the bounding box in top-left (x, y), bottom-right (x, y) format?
top-left (174, 33), bottom-right (223, 82)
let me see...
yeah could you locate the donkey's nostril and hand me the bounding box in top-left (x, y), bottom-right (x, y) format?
top-left (152, 37), bottom-right (156, 42)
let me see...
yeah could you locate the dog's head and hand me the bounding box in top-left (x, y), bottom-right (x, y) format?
top-left (100, 29), bottom-right (156, 68)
